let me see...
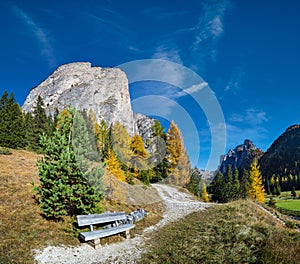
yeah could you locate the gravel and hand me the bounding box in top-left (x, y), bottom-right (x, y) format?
top-left (34, 184), bottom-right (211, 264)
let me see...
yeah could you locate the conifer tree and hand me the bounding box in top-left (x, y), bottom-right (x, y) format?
top-left (151, 120), bottom-right (169, 182)
top-left (201, 182), bottom-right (209, 202)
top-left (187, 167), bottom-right (202, 196)
top-left (94, 119), bottom-right (110, 160)
top-left (34, 108), bottom-right (103, 219)
top-left (0, 91), bottom-right (24, 148)
top-left (105, 147), bottom-right (126, 182)
top-left (233, 168), bottom-right (241, 199)
top-left (246, 159), bottom-right (265, 203)
top-left (166, 121), bottom-right (182, 173)
top-left (211, 171), bottom-right (225, 202)
top-left (165, 121), bottom-right (190, 186)
top-left (111, 121), bottom-right (132, 167)
top-left (72, 111), bottom-right (104, 193)
top-left (27, 96), bottom-right (51, 151)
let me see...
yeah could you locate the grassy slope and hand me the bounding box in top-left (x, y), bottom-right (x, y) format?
top-left (276, 200), bottom-right (300, 211)
top-left (139, 200), bottom-right (300, 264)
top-left (0, 149), bottom-right (163, 264)
top-left (0, 150), bottom-right (79, 264)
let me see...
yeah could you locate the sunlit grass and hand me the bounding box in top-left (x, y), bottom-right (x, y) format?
top-left (276, 200), bottom-right (300, 211)
top-left (139, 200), bottom-right (300, 264)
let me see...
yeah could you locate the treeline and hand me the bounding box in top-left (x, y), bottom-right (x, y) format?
top-left (209, 160), bottom-right (265, 203)
top-left (0, 92), bottom-right (56, 150)
top-left (265, 174), bottom-right (300, 195)
top-left (0, 91), bottom-right (191, 186)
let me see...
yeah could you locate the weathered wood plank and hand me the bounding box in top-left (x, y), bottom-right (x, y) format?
top-left (79, 224), bottom-right (135, 242)
top-left (77, 212), bottom-right (126, 227)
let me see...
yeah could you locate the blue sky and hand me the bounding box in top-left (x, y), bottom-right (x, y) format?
top-left (1, 0), bottom-right (300, 170)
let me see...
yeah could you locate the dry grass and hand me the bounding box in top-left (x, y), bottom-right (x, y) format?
top-left (0, 149), bottom-right (80, 263)
top-left (0, 149), bottom-right (164, 262)
top-left (139, 200), bottom-right (300, 264)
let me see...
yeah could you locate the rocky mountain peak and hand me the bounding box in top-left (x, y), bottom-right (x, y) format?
top-left (219, 139), bottom-right (263, 174)
top-left (22, 62), bottom-right (137, 136)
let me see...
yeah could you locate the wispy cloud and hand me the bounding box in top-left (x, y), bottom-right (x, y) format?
top-left (191, 0), bottom-right (231, 61)
top-left (226, 108), bottom-right (269, 150)
top-left (225, 66), bottom-right (245, 94)
top-left (152, 45), bottom-right (183, 64)
top-left (230, 108), bottom-right (268, 126)
top-left (12, 6), bottom-right (56, 67)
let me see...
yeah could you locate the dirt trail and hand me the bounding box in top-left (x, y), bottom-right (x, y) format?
top-left (34, 184), bottom-right (211, 264)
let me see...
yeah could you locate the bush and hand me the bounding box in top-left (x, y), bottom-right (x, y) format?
top-left (0, 147), bottom-right (12, 155)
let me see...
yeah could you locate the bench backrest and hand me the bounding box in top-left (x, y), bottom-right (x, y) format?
top-left (77, 212), bottom-right (126, 227)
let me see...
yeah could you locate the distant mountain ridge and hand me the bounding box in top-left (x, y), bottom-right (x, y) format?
top-left (259, 124), bottom-right (300, 178)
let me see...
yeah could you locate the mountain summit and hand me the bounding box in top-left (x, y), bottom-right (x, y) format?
top-left (22, 62), bottom-right (137, 135)
top-left (219, 139), bottom-right (263, 173)
top-left (259, 124), bottom-right (300, 178)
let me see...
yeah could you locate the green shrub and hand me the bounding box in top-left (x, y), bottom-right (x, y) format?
top-left (0, 147), bottom-right (12, 155)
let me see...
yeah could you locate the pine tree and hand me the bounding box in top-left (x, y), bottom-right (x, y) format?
top-left (224, 165), bottom-right (234, 201)
top-left (246, 159), bottom-right (265, 203)
top-left (34, 108), bottom-right (103, 219)
top-left (187, 167), bottom-right (202, 196)
top-left (72, 111), bottom-right (104, 193)
top-left (0, 91), bottom-right (24, 148)
top-left (211, 171), bottom-right (225, 203)
top-left (291, 186), bottom-right (296, 199)
top-left (94, 119), bottom-right (110, 160)
top-left (27, 96), bottom-right (51, 151)
top-left (233, 168), bottom-right (241, 199)
top-left (150, 120), bottom-right (169, 182)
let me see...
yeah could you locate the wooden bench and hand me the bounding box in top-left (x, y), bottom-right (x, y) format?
top-left (77, 212), bottom-right (135, 249)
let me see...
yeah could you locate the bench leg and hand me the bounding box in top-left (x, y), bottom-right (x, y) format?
top-left (123, 229), bottom-right (130, 239)
top-left (88, 238), bottom-right (101, 249)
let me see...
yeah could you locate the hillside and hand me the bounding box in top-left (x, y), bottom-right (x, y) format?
top-left (0, 149), bottom-right (163, 263)
top-left (260, 124), bottom-right (300, 178)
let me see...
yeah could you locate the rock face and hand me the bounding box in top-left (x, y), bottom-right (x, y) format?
top-left (134, 113), bottom-right (155, 143)
top-left (219, 139), bottom-right (263, 174)
top-left (22, 62), bottom-right (137, 135)
top-left (259, 124), bottom-right (300, 178)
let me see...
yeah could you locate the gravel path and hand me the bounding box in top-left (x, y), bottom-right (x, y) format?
top-left (34, 184), bottom-right (211, 264)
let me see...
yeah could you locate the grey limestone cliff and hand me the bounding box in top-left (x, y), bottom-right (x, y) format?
top-left (22, 62), bottom-right (137, 135)
top-left (219, 139), bottom-right (264, 174)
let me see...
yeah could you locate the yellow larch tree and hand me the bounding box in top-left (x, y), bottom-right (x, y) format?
top-left (166, 121), bottom-right (191, 186)
top-left (105, 148), bottom-right (126, 182)
top-left (246, 159), bottom-right (265, 203)
top-left (166, 121), bottom-right (182, 173)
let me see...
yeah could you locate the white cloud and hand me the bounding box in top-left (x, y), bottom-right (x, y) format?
top-left (230, 109), bottom-right (268, 126)
top-left (13, 6), bottom-right (56, 67)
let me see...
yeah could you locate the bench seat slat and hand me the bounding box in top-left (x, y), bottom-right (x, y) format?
top-left (77, 212), bottom-right (126, 227)
top-left (79, 224), bottom-right (135, 241)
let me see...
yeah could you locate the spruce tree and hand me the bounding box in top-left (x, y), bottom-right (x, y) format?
top-left (0, 91), bottom-right (24, 148)
top-left (34, 108), bottom-right (103, 219)
top-left (233, 168), bottom-right (241, 199)
top-left (211, 171), bottom-right (226, 202)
